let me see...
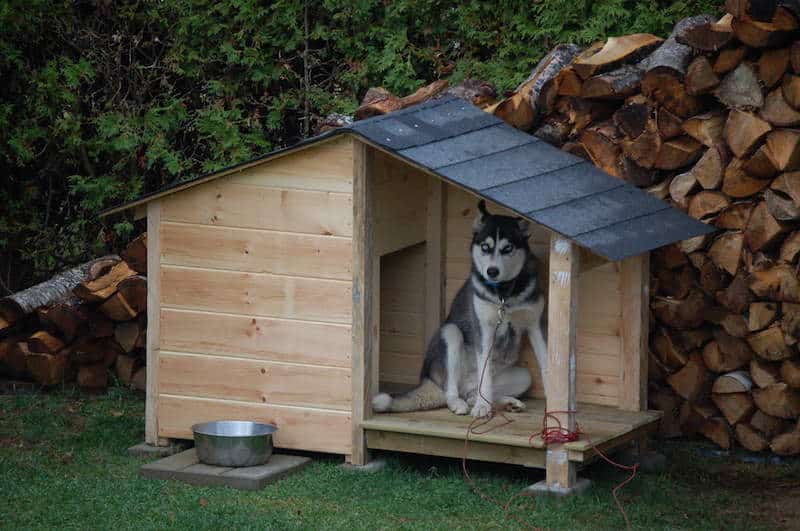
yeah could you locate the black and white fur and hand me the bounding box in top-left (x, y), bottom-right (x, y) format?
top-left (372, 201), bottom-right (548, 418)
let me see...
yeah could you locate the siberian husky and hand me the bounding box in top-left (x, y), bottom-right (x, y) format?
top-left (372, 200), bottom-right (548, 418)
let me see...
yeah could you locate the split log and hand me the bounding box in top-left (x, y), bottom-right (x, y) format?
top-left (613, 102), bottom-right (650, 138)
top-left (717, 63), bottom-right (764, 110)
top-left (699, 417), bottom-right (732, 449)
top-left (676, 15), bottom-right (734, 51)
top-left (115, 354), bottom-right (141, 386)
top-left (652, 290), bottom-right (708, 329)
top-left (782, 302), bottom-right (800, 337)
top-left (86, 312), bottom-right (114, 338)
top-left (0, 260), bottom-right (93, 324)
top-left (573, 34), bottom-right (662, 79)
top-left (694, 144), bottom-right (730, 189)
top-left (131, 367), bottom-right (147, 392)
top-left (742, 145), bottom-right (778, 179)
top-left (114, 321), bottom-right (143, 353)
top-left (783, 74), bottom-right (800, 109)
top-left (723, 158), bottom-right (772, 197)
top-left (26, 330), bottom-right (65, 354)
top-left (712, 392), bottom-right (755, 424)
top-left (99, 293), bottom-right (137, 322)
top-left (621, 129), bottom-right (661, 169)
top-left (707, 231), bottom-right (743, 274)
top-left (780, 358), bottom-right (800, 387)
top-left (735, 423), bottom-right (770, 451)
top-left (717, 312), bottom-right (750, 337)
top-left (766, 129), bottom-right (800, 171)
top-left (121, 233), bottom-right (147, 274)
top-left (723, 110), bottom-right (771, 158)
top-left (655, 265), bottom-right (695, 299)
top-left (73, 261), bottom-right (137, 303)
top-left (709, 329), bottom-right (754, 372)
top-left (751, 408), bottom-right (792, 436)
top-left (657, 107), bottom-right (685, 140)
top-left (696, 254), bottom-right (727, 294)
top-left (667, 352), bottom-right (711, 401)
top-left (750, 264), bottom-right (800, 301)
top-left (579, 121), bottom-right (622, 177)
top-left (4, 341), bottom-right (30, 377)
top-left (765, 189), bottom-right (800, 221)
top-left (751, 358), bottom-right (782, 388)
top-left (442, 79), bottom-right (498, 107)
top-left (747, 325), bottom-right (794, 360)
top-left (780, 231), bottom-right (800, 261)
top-left (37, 296), bottom-right (88, 343)
top-left (725, 1), bottom-right (800, 21)
top-left (555, 67), bottom-right (583, 96)
top-left (686, 56), bottom-right (721, 95)
top-left (714, 47), bottom-right (748, 75)
top-left (77, 364), bottom-right (108, 390)
top-left (758, 47), bottom-right (791, 88)
top-left (731, 9), bottom-right (799, 49)
top-left (26, 351), bottom-right (69, 386)
top-left (650, 384), bottom-right (684, 438)
top-left (679, 400), bottom-right (715, 435)
top-left (771, 171), bottom-right (800, 203)
top-left (744, 200), bottom-right (787, 251)
top-left (771, 429), bottom-right (800, 455)
top-left (718, 272), bottom-right (754, 313)
top-left (760, 87), bottom-right (800, 126)
top-left (689, 191), bottom-right (731, 221)
top-left (753, 383), bottom-right (800, 418)
top-left (580, 65), bottom-right (643, 99)
top-left (655, 136), bottom-right (703, 170)
top-left (683, 111), bottom-right (725, 147)
top-left (749, 301), bottom-right (779, 331)
top-left (712, 370), bottom-right (753, 393)
top-left (717, 202), bottom-right (755, 229)
top-left (653, 245), bottom-right (690, 270)
top-left (680, 234), bottom-right (711, 254)
top-left (491, 44), bottom-right (582, 130)
top-left (652, 328), bottom-right (689, 368)
top-left (669, 171), bottom-right (698, 208)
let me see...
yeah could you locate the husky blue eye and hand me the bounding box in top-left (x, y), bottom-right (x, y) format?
top-left (501, 244), bottom-right (514, 254)
top-left (480, 243), bottom-right (491, 253)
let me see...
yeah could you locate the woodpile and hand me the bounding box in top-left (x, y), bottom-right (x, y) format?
top-left (348, 1), bottom-right (800, 454)
top-left (0, 234), bottom-right (148, 393)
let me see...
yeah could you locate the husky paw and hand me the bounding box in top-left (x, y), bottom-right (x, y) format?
top-left (499, 396), bottom-right (526, 413)
top-left (470, 400), bottom-right (493, 419)
top-left (447, 397), bottom-right (469, 415)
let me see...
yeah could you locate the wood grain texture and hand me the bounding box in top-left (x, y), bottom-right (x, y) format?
top-left (160, 222), bottom-right (352, 281)
top-left (619, 253), bottom-right (650, 411)
top-left (161, 265), bottom-right (352, 324)
top-left (158, 394), bottom-right (351, 454)
top-left (228, 135), bottom-right (354, 193)
top-left (146, 201), bottom-right (163, 445)
top-left (159, 352), bottom-right (351, 410)
top-left (161, 181), bottom-right (352, 237)
top-left (160, 308), bottom-right (351, 368)
top-left (424, 179), bottom-right (445, 350)
top-left (546, 235), bottom-right (579, 488)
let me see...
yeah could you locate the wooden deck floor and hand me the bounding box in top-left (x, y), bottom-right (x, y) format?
top-left (362, 399), bottom-right (661, 468)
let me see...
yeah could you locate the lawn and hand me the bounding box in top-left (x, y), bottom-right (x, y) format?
top-left (1, 388), bottom-right (798, 530)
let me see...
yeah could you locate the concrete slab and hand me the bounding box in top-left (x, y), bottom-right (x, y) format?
top-left (339, 458), bottom-right (388, 472)
top-left (140, 449), bottom-right (310, 490)
top-left (522, 477), bottom-right (592, 497)
top-left (128, 442), bottom-right (187, 458)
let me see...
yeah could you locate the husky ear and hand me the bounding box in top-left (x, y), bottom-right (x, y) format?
top-left (473, 200), bottom-right (489, 232)
top-left (516, 217), bottom-right (530, 235)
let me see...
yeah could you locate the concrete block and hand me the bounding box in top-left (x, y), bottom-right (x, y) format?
top-left (140, 449), bottom-right (310, 490)
top-left (128, 442), bottom-right (187, 458)
top-left (522, 477), bottom-right (592, 497)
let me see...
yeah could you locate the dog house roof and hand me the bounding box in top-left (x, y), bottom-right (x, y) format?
top-left (102, 96), bottom-right (712, 261)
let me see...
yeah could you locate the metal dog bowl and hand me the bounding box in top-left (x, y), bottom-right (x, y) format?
top-left (192, 420), bottom-right (277, 467)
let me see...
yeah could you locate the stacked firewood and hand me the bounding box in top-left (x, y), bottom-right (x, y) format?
top-left (348, 1), bottom-right (800, 454)
top-left (0, 234), bottom-right (148, 393)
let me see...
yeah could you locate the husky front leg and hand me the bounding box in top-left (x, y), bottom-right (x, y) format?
top-left (528, 322), bottom-right (548, 398)
top-left (471, 322), bottom-right (495, 418)
top-left (441, 324), bottom-right (468, 415)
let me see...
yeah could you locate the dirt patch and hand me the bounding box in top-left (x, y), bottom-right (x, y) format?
top-left (712, 468), bottom-right (800, 530)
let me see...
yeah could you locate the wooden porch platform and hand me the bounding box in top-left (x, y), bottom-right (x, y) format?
top-left (362, 399), bottom-right (661, 468)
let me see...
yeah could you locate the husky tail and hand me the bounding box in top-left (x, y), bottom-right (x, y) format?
top-left (372, 378), bottom-right (446, 413)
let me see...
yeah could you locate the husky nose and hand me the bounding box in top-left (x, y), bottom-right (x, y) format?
top-left (487, 267), bottom-right (499, 279)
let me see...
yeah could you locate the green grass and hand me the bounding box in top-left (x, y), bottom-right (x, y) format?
top-left (1, 388), bottom-right (798, 530)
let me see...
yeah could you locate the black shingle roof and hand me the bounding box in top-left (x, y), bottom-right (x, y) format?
top-left (102, 95), bottom-right (713, 261)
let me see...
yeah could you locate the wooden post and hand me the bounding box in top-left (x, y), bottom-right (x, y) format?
top-left (351, 141), bottom-right (379, 465)
top-left (545, 234), bottom-right (579, 489)
top-left (619, 253), bottom-right (650, 411)
top-left (145, 201), bottom-right (168, 446)
top-left (424, 179), bottom-right (445, 342)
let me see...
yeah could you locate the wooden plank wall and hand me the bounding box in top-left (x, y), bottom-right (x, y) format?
top-left (444, 187), bottom-right (623, 407)
top-left (155, 136), bottom-right (353, 454)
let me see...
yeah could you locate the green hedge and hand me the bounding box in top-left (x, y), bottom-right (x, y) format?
top-left (0, 0), bottom-right (719, 289)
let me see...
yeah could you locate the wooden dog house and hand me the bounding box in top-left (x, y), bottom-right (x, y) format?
top-left (103, 96), bottom-right (711, 490)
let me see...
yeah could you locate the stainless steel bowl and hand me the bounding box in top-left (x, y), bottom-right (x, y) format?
top-left (192, 420), bottom-right (277, 467)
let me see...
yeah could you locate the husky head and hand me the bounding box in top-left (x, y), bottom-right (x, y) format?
top-left (471, 200), bottom-right (530, 285)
